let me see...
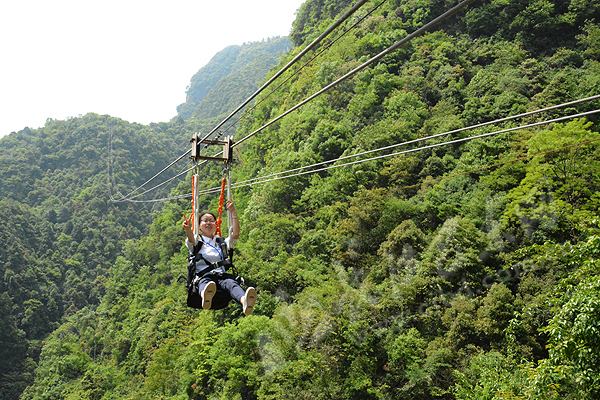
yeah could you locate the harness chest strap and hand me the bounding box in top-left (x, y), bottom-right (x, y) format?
top-left (191, 237), bottom-right (230, 276)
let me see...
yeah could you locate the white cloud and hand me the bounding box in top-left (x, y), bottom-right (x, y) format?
top-left (0, 0), bottom-right (304, 137)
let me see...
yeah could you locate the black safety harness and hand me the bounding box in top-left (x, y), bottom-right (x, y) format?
top-left (186, 236), bottom-right (243, 309)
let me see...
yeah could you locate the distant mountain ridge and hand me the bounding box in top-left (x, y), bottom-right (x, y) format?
top-left (176, 36), bottom-right (291, 121)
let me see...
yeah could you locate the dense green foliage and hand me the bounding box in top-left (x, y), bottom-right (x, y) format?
top-left (0, 115), bottom-right (183, 398)
top-left (10, 0), bottom-right (600, 399)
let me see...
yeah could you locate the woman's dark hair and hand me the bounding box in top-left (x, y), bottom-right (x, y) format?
top-left (199, 211), bottom-right (217, 221)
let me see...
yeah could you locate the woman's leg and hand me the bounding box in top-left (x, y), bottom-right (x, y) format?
top-left (217, 277), bottom-right (245, 303)
top-left (218, 277), bottom-right (256, 315)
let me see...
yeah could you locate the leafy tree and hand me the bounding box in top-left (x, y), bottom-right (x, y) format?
top-left (421, 216), bottom-right (493, 293)
top-left (453, 351), bottom-right (530, 400)
top-left (530, 235), bottom-right (600, 399)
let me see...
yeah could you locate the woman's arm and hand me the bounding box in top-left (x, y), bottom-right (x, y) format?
top-left (226, 201), bottom-right (240, 240)
top-left (182, 214), bottom-right (196, 246)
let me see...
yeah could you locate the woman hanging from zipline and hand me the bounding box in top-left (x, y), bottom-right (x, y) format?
top-left (182, 201), bottom-right (256, 315)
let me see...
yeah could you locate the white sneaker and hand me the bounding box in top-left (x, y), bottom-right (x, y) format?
top-left (241, 287), bottom-right (256, 316)
top-left (201, 281), bottom-right (216, 310)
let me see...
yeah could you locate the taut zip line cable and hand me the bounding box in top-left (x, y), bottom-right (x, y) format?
top-left (194, 0), bottom-right (372, 150)
top-left (110, 150), bottom-right (190, 202)
top-left (127, 94), bottom-right (600, 201)
top-left (182, 0), bottom-right (478, 179)
top-left (118, 0), bottom-right (600, 203)
top-left (114, 0), bottom-right (388, 204)
top-left (124, 107), bottom-right (600, 203)
top-left (111, 164), bottom-right (194, 203)
top-left (110, 0), bottom-right (371, 203)
top-left (227, 94), bottom-right (600, 186)
top-left (231, 0), bottom-right (478, 149)
top-left (211, 0), bottom-right (389, 143)
top-left (199, 108), bottom-right (600, 193)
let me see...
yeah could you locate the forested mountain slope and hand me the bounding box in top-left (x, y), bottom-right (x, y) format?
top-left (20, 0), bottom-right (600, 399)
top-left (0, 39), bottom-right (290, 400)
top-left (0, 115), bottom-right (181, 399)
top-left (176, 37), bottom-right (292, 122)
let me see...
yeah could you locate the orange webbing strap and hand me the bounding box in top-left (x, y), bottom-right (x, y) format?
top-left (215, 176), bottom-right (227, 237)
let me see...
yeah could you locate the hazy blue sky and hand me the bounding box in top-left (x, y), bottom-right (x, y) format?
top-left (0, 0), bottom-right (304, 137)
